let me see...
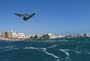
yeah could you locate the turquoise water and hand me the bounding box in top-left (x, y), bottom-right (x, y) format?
top-left (0, 38), bottom-right (90, 61)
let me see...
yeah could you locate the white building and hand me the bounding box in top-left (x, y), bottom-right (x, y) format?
top-left (48, 33), bottom-right (64, 39)
top-left (16, 33), bottom-right (25, 39)
top-left (12, 32), bottom-right (17, 38)
top-left (87, 33), bottom-right (90, 37)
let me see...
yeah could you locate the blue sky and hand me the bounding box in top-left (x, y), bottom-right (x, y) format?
top-left (0, 0), bottom-right (90, 34)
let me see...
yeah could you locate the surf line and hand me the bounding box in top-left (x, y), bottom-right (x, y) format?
top-left (59, 49), bottom-right (72, 61)
top-left (41, 48), bottom-right (60, 61)
top-left (59, 49), bottom-right (70, 56)
top-left (24, 46), bottom-right (60, 61)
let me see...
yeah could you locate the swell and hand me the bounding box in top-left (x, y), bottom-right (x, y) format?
top-left (0, 38), bottom-right (90, 61)
top-left (0, 44), bottom-right (90, 61)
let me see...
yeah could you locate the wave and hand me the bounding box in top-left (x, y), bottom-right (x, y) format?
top-left (0, 45), bottom-right (90, 61)
top-left (24, 47), bottom-right (60, 61)
top-left (59, 49), bottom-right (70, 56)
top-left (47, 44), bottom-right (59, 48)
top-left (41, 48), bottom-right (60, 61)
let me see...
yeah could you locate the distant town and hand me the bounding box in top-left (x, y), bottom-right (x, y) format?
top-left (0, 30), bottom-right (90, 41)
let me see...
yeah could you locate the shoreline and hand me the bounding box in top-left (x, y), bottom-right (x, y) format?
top-left (0, 37), bottom-right (90, 42)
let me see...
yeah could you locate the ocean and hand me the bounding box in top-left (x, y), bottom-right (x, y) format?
top-left (0, 38), bottom-right (90, 61)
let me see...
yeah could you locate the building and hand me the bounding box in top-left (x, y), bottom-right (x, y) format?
top-left (48, 33), bottom-right (64, 39)
top-left (3, 32), bottom-right (13, 39)
top-left (86, 33), bottom-right (90, 37)
top-left (16, 33), bottom-right (25, 39)
top-left (12, 32), bottom-right (17, 38)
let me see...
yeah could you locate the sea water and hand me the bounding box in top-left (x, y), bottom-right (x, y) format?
top-left (0, 38), bottom-right (90, 61)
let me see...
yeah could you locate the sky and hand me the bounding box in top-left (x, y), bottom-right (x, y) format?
top-left (0, 0), bottom-right (90, 34)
